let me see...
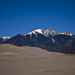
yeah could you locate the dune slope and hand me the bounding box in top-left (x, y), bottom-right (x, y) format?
top-left (0, 44), bottom-right (75, 75)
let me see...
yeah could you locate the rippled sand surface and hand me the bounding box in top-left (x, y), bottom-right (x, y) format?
top-left (0, 44), bottom-right (75, 75)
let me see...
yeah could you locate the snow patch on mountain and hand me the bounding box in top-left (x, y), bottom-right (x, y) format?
top-left (2, 36), bottom-right (11, 40)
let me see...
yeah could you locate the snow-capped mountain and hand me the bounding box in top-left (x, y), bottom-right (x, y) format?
top-left (0, 28), bottom-right (75, 53)
top-left (24, 28), bottom-right (58, 37)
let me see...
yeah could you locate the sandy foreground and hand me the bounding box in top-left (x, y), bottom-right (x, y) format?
top-left (0, 44), bottom-right (75, 75)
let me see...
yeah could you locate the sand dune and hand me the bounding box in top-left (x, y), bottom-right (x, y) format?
top-left (0, 44), bottom-right (75, 75)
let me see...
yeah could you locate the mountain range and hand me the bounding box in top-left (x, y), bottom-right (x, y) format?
top-left (0, 28), bottom-right (75, 53)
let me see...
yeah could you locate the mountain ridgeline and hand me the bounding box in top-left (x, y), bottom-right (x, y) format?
top-left (0, 28), bottom-right (75, 53)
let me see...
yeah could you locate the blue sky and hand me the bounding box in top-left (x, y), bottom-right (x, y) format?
top-left (0, 0), bottom-right (75, 36)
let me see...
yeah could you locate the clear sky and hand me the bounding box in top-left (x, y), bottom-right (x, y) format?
top-left (0, 0), bottom-right (75, 36)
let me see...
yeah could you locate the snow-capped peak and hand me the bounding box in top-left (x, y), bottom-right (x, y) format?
top-left (24, 29), bottom-right (43, 35)
top-left (24, 28), bottom-right (57, 37)
top-left (24, 29), bottom-right (43, 36)
top-left (32, 29), bottom-right (43, 34)
top-left (29, 28), bottom-right (57, 36)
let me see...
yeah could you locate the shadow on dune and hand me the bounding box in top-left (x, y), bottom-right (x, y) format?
top-left (8, 43), bottom-right (75, 54)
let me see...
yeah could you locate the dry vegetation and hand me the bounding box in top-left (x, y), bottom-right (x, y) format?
top-left (0, 44), bottom-right (75, 75)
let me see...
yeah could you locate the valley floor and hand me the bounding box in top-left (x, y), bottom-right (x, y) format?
top-left (0, 44), bottom-right (75, 75)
